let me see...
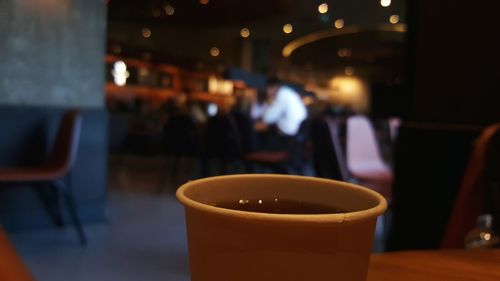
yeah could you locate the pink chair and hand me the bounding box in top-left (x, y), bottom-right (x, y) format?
top-left (346, 115), bottom-right (393, 199)
top-left (0, 110), bottom-right (86, 244)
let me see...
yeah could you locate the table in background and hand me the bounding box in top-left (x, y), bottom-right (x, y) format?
top-left (368, 249), bottom-right (500, 281)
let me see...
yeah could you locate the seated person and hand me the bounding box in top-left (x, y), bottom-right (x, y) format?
top-left (260, 78), bottom-right (307, 150)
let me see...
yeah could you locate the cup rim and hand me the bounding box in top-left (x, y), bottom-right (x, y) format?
top-left (176, 174), bottom-right (387, 224)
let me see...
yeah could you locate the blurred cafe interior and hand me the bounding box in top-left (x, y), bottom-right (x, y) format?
top-left (0, 0), bottom-right (499, 280)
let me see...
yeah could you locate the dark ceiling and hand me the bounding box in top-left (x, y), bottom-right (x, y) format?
top-left (107, 0), bottom-right (407, 81)
top-left (108, 0), bottom-right (292, 27)
top-left (108, 0), bottom-right (406, 27)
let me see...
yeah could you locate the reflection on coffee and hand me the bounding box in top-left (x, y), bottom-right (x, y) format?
top-left (213, 198), bottom-right (348, 214)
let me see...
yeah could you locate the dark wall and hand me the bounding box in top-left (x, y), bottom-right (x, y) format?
top-left (387, 0), bottom-right (500, 250)
top-left (0, 107), bottom-right (108, 230)
top-left (0, 0), bottom-right (106, 107)
top-left (406, 0), bottom-right (500, 124)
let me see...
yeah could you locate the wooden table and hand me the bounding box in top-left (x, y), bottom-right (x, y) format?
top-left (368, 249), bottom-right (500, 281)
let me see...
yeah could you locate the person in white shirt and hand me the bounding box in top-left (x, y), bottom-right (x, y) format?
top-left (262, 79), bottom-right (307, 136)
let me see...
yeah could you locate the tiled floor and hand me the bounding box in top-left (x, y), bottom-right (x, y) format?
top-left (10, 156), bottom-right (191, 281)
top-left (11, 190), bottom-right (190, 281)
top-left (9, 155), bottom-right (386, 280)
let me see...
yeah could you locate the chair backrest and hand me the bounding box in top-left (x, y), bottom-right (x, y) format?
top-left (47, 110), bottom-right (82, 175)
top-left (287, 119), bottom-right (312, 172)
top-left (346, 115), bottom-right (387, 172)
top-left (311, 117), bottom-right (350, 181)
top-left (205, 114), bottom-right (241, 160)
top-left (441, 123), bottom-right (500, 248)
top-left (163, 113), bottom-right (200, 156)
top-left (230, 111), bottom-right (256, 153)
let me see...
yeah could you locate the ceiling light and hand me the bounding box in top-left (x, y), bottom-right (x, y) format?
top-left (112, 61), bottom-right (130, 86)
top-left (164, 4), bottom-right (175, 16)
top-left (210, 47), bottom-right (220, 57)
top-left (318, 3), bottom-right (328, 14)
top-left (390, 14), bottom-right (400, 24)
top-left (345, 66), bottom-right (355, 76)
top-left (142, 28), bottom-right (151, 38)
top-left (283, 24), bottom-right (293, 34)
top-left (207, 103), bottom-right (218, 116)
top-left (380, 0), bottom-right (391, 7)
top-left (240, 28), bottom-right (250, 38)
top-left (334, 19), bottom-right (344, 29)
top-left (200, 0), bottom-right (209, 4)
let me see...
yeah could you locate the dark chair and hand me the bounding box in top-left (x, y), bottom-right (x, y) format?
top-left (108, 113), bottom-right (129, 154)
top-left (441, 124), bottom-right (500, 248)
top-left (159, 112), bottom-right (201, 190)
top-left (386, 123), bottom-right (482, 251)
top-left (203, 114), bottom-right (242, 176)
top-left (244, 119), bottom-right (311, 175)
top-left (0, 110), bottom-right (86, 244)
top-left (311, 116), bottom-right (350, 181)
top-left (164, 113), bottom-right (200, 157)
top-left (230, 110), bottom-right (257, 153)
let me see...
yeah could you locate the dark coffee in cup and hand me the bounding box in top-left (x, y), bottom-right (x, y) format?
top-left (214, 198), bottom-right (348, 214)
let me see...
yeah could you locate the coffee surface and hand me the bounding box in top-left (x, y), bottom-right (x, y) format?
top-left (213, 198), bottom-right (348, 214)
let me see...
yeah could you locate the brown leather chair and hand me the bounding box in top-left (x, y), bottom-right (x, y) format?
top-left (0, 110), bottom-right (86, 244)
top-left (441, 124), bottom-right (500, 248)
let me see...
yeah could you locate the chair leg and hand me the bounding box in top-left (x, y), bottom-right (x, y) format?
top-left (52, 180), bottom-right (87, 245)
top-left (35, 185), bottom-right (64, 227)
